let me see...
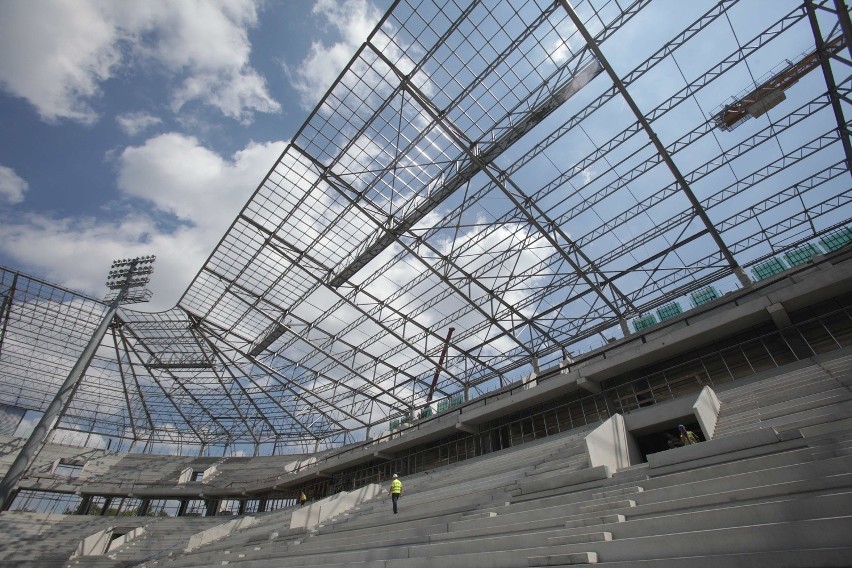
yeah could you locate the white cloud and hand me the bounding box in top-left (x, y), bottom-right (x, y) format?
top-left (0, 134), bottom-right (286, 310)
top-left (0, 0), bottom-right (117, 124)
top-left (116, 111), bottom-right (163, 136)
top-left (122, 0), bottom-right (281, 121)
top-left (288, 0), bottom-right (384, 108)
top-left (0, 0), bottom-right (279, 124)
top-left (116, 132), bottom-right (285, 227)
top-left (0, 164), bottom-right (28, 204)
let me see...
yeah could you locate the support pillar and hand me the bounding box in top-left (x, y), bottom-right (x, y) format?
top-left (0, 301), bottom-right (121, 510)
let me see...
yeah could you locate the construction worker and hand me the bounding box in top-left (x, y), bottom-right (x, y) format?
top-left (678, 424), bottom-right (700, 446)
top-left (389, 473), bottom-right (403, 514)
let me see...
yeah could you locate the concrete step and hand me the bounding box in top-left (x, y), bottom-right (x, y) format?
top-left (314, 500), bottom-right (487, 536)
top-left (531, 454), bottom-right (589, 475)
top-left (569, 547), bottom-right (852, 567)
top-left (421, 464), bottom-right (852, 545)
top-left (720, 408), bottom-right (852, 439)
top-left (512, 465), bottom-right (611, 498)
top-left (308, 448), bottom-right (841, 553)
top-left (377, 516), bottom-right (852, 568)
top-left (719, 391), bottom-right (852, 426)
top-left (528, 551), bottom-right (599, 566)
top-left (718, 372), bottom-right (839, 403)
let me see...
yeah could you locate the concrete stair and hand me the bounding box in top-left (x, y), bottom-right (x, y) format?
top-left (145, 421), bottom-right (852, 567)
top-left (713, 352), bottom-right (852, 439)
top-left (107, 349), bottom-right (851, 567)
top-left (3, 352), bottom-right (851, 568)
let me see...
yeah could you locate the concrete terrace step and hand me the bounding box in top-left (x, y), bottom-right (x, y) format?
top-left (528, 551), bottom-right (599, 566)
top-left (718, 385), bottom-right (852, 419)
top-left (68, 360), bottom-right (852, 567)
top-left (719, 366), bottom-right (837, 395)
top-left (512, 465), bottom-right (611, 498)
top-left (579, 547), bottom-right (852, 568)
top-left (396, 439), bottom-right (593, 497)
top-left (317, 438), bottom-right (841, 553)
top-left (375, 516), bottom-right (852, 568)
top-left (315, 501), bottom-right (490, 538)
top-left (715, 366), bottom-right (835, 400)
top-left (718, 382), bottom-right (839, 413)
top-left (168, 482), bottom-right (644, 556)
top-left (718, 406), bottom-right (852, 439)
top-left (374, 468), bottom-right (524, 507)
top-left (715, 391), bottom-right (850, 430)
top-left (717, 389), bottom-right (852, 428)
top-left (430, 455), bottom-right (852, 544)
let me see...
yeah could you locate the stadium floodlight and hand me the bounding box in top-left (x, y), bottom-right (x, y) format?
top-left (104, 255), bottom-right (157, 304)
top-left (0, 255), bottom-right (155, 509)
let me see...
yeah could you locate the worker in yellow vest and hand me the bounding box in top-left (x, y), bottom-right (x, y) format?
top-left (678, 424), bottom-right (700, 446)
top-left (389, 473), bottom-right (403, 514)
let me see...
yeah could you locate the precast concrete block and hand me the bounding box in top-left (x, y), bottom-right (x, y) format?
top-left (591, 486), bottom-right (643, 499)
top-left (548, 531), bottom-right (612, 545)
top-left (564, 492), bottom-right (852, 544)
top-left (565, 514), bottom-right (625, 529)
top-left (517, 465), bottom-right (610, 495)
top-left (445, 492), bottom-right (634, 536)
top-left (582, 547), bottom-right (852, 568)
top-left (528, 551), bottom-right (599, 565)
top-left (578, 499), bottom-right (635, 514)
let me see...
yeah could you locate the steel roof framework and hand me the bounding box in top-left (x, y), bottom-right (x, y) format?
top-left (0, 0), bottom-right (849, 455)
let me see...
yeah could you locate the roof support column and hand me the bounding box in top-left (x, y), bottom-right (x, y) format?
top-left (833, 0), bottom-right (852, 60)
top-left (558, 0), bottom-right (751, 288)
top-left (805, 0), bottom-right (852, 176)
top-left (0, 273), bottom-right (17, 359)
top-left (0, 301), bottom-right (120, 510)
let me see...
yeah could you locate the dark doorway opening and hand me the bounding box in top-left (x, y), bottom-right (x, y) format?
top-left (633, 420), bottom-right (703, 462)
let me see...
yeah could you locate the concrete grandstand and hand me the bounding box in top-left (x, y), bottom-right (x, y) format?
top-left (1, 0), bottom-right (852, 566)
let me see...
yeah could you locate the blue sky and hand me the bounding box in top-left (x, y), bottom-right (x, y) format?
top-left (0, 0), bottom-right (390, 310)
top-left (0, 0), bottom-right (843, 319)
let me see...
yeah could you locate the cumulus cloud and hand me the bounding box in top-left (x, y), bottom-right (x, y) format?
top-left (0, 134), bottom-right (286, 309)
top-left (288, 0), bottom-right (384, 108)
top-left (116, 132), bottom-right (285, 227)
top-left (0, 0), bottom-right (279, 124)
top-left (0, 164), bottom-right (28, 204)
top-left (0, 1), bottom-right (117, 124)
top-left (116, 111), bottom-right (163, 136)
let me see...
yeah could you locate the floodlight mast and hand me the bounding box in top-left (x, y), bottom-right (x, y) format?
top-left (0, 256), bottom-right (155, 510)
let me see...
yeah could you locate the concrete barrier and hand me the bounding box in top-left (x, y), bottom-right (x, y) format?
top-left (694, 385), bottom-right (721, 440)
top-left (289, 483), bottom-right (383, 531)
top-left (71, 524), bottom-right (146, 558)
top-left (585, 414), bottom-right (638, 471)
top-left (185, 515), bottom-right (258, 552)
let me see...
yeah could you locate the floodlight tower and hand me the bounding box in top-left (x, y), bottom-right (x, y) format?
top-left (0, 256), bottom-right (156, 510)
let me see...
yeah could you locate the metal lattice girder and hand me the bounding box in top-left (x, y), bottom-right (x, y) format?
top-left (1, 0), bottom-right (851, 451)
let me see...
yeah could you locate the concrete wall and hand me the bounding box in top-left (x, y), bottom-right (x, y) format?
top-left (71, 527), bottom-right (113, 557)
top-left (585, 414), bottom-right (639, 471)
top-left (289, 483), bottom-right (382, 531)
top-left (185, 516), bottom-right (257, 552)
top-left (694, 386), bottom-right (721, 440)
top-left (108, 525), bottom-right (146, 553)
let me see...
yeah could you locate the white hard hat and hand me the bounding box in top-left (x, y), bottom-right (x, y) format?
top-left (392, 473), bottom-right (398, 478)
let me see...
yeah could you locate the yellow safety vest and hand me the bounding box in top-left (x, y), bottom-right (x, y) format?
top-left (391, 479), bottom-right (402, 494)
